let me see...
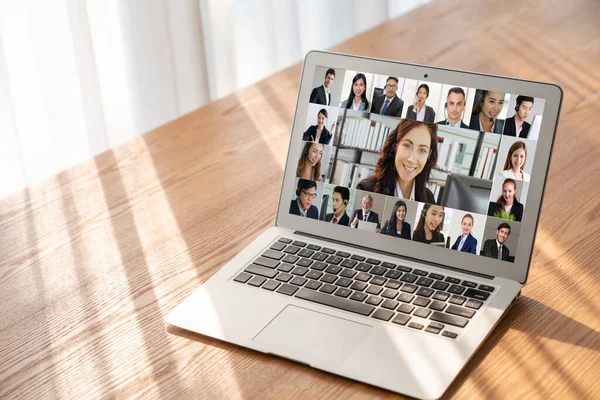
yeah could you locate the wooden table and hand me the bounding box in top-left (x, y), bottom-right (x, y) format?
top-left (2, 0), bottom-right (599, 398)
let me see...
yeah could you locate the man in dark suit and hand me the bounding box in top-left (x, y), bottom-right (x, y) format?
top-left (482, 222), bottom-right (511, 261)
top-left (309, 68), bottom-right (335, 106)
top-left (436, 87), bottom-right (470, 129)
top-left (325, 186), bottom-right (350, 226)
top-left (371, 76), bottom-right (404, 118)
top-left (289, 179), bottom-right (319, 219)
top-left (350, 194), bottom-right (380, 230)
top-left (502, 95), bottom-right (534, 138)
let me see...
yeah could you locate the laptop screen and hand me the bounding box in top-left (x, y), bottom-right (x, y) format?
top-left (288, 65), bottom-right (547, 264)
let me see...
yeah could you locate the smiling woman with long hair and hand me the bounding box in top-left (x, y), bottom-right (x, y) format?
top-left (357, 119), bottom-right (438, 204)
top-left (340, 73), bottom-right (370, 111)
top-left (413, 204), bottom-right (445, 244)
top-left (487, 178), bottom-right (524, 222)
top-left (296, 141), bottom-right (323, 181)
top-left (499, 141), bottom-right (530, 182)
top-left (380, 200), bottom-right (412, 240)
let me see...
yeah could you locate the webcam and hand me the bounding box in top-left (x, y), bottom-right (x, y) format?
top-left (424, 74), bottom-right (428, 78)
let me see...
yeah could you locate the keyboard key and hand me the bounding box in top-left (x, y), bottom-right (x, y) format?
top-left (430, 311), bottom-right (468, 328)
top-left (310, 262), bottom-right (327, 271)
top-left (416, 287), bottom-right (434, 297)
top-left (320, 274), bottom-right (337, 284)
top-left (370, 276), bottom-right (387, 286)
top-left (296, 289), bottom-right (375, 316)
top-left (234, 272), bottom-right (252, 283)
top-left (283, 254), bottom-right (299, 264)
top-left (381, 289), bottom-right (399, 299)
top-left (284, 245), bottom-right (301, 254)
top-left (264, 248), bottom-right (285, 258)
top-left (465, 299), bottom-right (483, 310)
top-left (429, 322), bottom-right (445, 330)
top-left (365, 296), bottom-right (383, 306)
top-left (306, 270), bottom-right (323, 280)
top-left (335, 277), bottom-right (353, 288)
top-left (366, 258), bottom-right (381, 265)
top-left (397, 266), bottom-right (412, 272)
top-left (414, 308), bottom-right (431, 318)
top-left (246, 264), bottom-right (278, 279)
top-left (340, 269), bottom-right (357, 278)
top-left (277, 283), bottom-right (298, 296)
top-left (398, 293), bottom-right (415, 303)
top-left (307, 244), bottom-right (321, 251)
top-left (275, 273), bottom-right (292, 282)
top-left (340, 259), bottom-right (357, 268)
top-left (355, 263), bottom-right (372, 272)
top-left (409, 322), bottom-right (424, 330)
top-left (446, 305), bottom-right (476, 319)
top-left (413, 297), bottom-right (431, 307)
top-left (311, 253), bottom-right (328, 262)
top-left (325, 265), bottom-right (342, 275)
top-left (372, 309), bottom-right (394, 321)
top-left (449, 295), bottom-right (466, 305)
top-left (278, 237), bottom-right (292, 244)
top-left (384, 280), bottom-right (402, 290)
top-left (254, 257), bottom-right (279, 269)
top-left (370, 266), bottom-right (388, 276)
top-left (319, 284), bottom-right (337, 294)
top-left (351, 254), bottom-right (366, 261)
top-left (290, 276), bottom-right (307, 286)
top-left (429, 273), bottom-right (444, 280)
top-left (350, 281), bottom-right (368, 291)
top-left (425, 326), bottom-right (441, 334)
top-left (305, 280), bottom-right (322, 290)
top-left (365, 285), bottom-right (383, 295)
top-left (392, 314), bottom-right (411, 325)
top-left (355, 272), bottom-right (372, 282)
top-left (464, 288), bottom-right (491, 301)
top-left (334, 288), bottom-right (352, 298)
top-left (400, 274), bottom-right (418, 283)
top-left (297, 249), bottom-right (314, 258)
top-left (382, 262), bottom-right (396, 269)
top-left (479, 284), bottom-right (495, 292)
top-left (292, 241), bottom-right (306, 247)
top-left (413, 269), bottom-right (428, 276)
top-left (277, 263), bottom-right (294, 272)
top-left (262, 280), bottom-right (280, 291)
top-left (381, 299), bottom-right (399, 310)
top-left (291, 266), bottom-right (309, 276)
top-left (398, 303), bottom-right (415, 314)
top-left (336, 251), bottom-right (351, 258)
top-left (248, 276), bottom-right (267, 287)
top-left (400, 284), bottom-right (418, 293)
top-left (433, 291), bottom-right (450, 301)
top-left (384, 270), bottom-right (402, 280)
top-left (416, 277), bottom-right (433, 287)
top-left (349, 292), bottom-right (368, 302)
top-left (447, 285), bottom-right (466, 295)
top-left (429, 300), bottom-right (446, 312)
top-left (326, 255), bottom-right (343, 265)
top-left (445, 277), bottom-right (461, 284)
top-left (462, 280), bottom-right (477, 288)
top-left (432, 281), bottom-right (449, 290)
top-left (321, 248), bottom-right (336, 254)
top-left (442, 331), bottom-right (458, 339)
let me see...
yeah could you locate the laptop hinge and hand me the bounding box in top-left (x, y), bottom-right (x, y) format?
top-left (294, 231), bottom-right (495, 280)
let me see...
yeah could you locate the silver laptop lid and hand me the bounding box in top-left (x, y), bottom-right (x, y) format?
top-left (276, 51), bottom-right (562, 284)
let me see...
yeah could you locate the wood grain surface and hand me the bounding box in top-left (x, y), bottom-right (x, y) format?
top-left (1, 0), bottom-right (599, 398)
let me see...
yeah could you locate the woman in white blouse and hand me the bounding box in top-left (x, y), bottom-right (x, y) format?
top-left (499, 140), bottom-right (530, 182)
top-left (340, 73), bottom-right (370, 112)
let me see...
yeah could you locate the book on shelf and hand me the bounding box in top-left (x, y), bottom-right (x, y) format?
top-left (474, 147), bottom-right (497, 180)
top-left (436, 138), bottom-right (467, 172)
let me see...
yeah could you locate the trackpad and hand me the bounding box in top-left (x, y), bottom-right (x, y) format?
top-left (252, 305), bottom-right (372, 366)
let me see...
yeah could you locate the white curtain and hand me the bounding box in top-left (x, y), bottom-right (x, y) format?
top-left (0, 0), bottom-right (429, 198)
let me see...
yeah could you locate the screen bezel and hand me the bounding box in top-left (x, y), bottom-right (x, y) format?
top-left (275, 51), bottom-right (562, 284)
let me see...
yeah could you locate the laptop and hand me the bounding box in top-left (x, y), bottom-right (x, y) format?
top-left (165, 51), bottom-right (562, 399)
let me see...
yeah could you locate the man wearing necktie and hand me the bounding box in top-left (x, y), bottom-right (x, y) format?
top-left (350, 194), bottom-right (380, 231)
top-left (370, 76), bottom-right (404, 117)
top-left (325, 186), bottom-right (351, 226)
top-left (482, 222), bottom-right (512, 261)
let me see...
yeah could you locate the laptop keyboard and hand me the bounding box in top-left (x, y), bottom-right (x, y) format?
top-left (233, 237), bottom-right (496, 339)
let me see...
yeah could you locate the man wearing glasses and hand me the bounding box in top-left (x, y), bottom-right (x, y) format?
top-left (371, 76), bottom-right (404, 117)
top-left (289, 179), bottom-right (319, 219)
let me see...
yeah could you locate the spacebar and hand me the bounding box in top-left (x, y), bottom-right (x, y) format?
top-left (295, 288), bottom-right (375, 316)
